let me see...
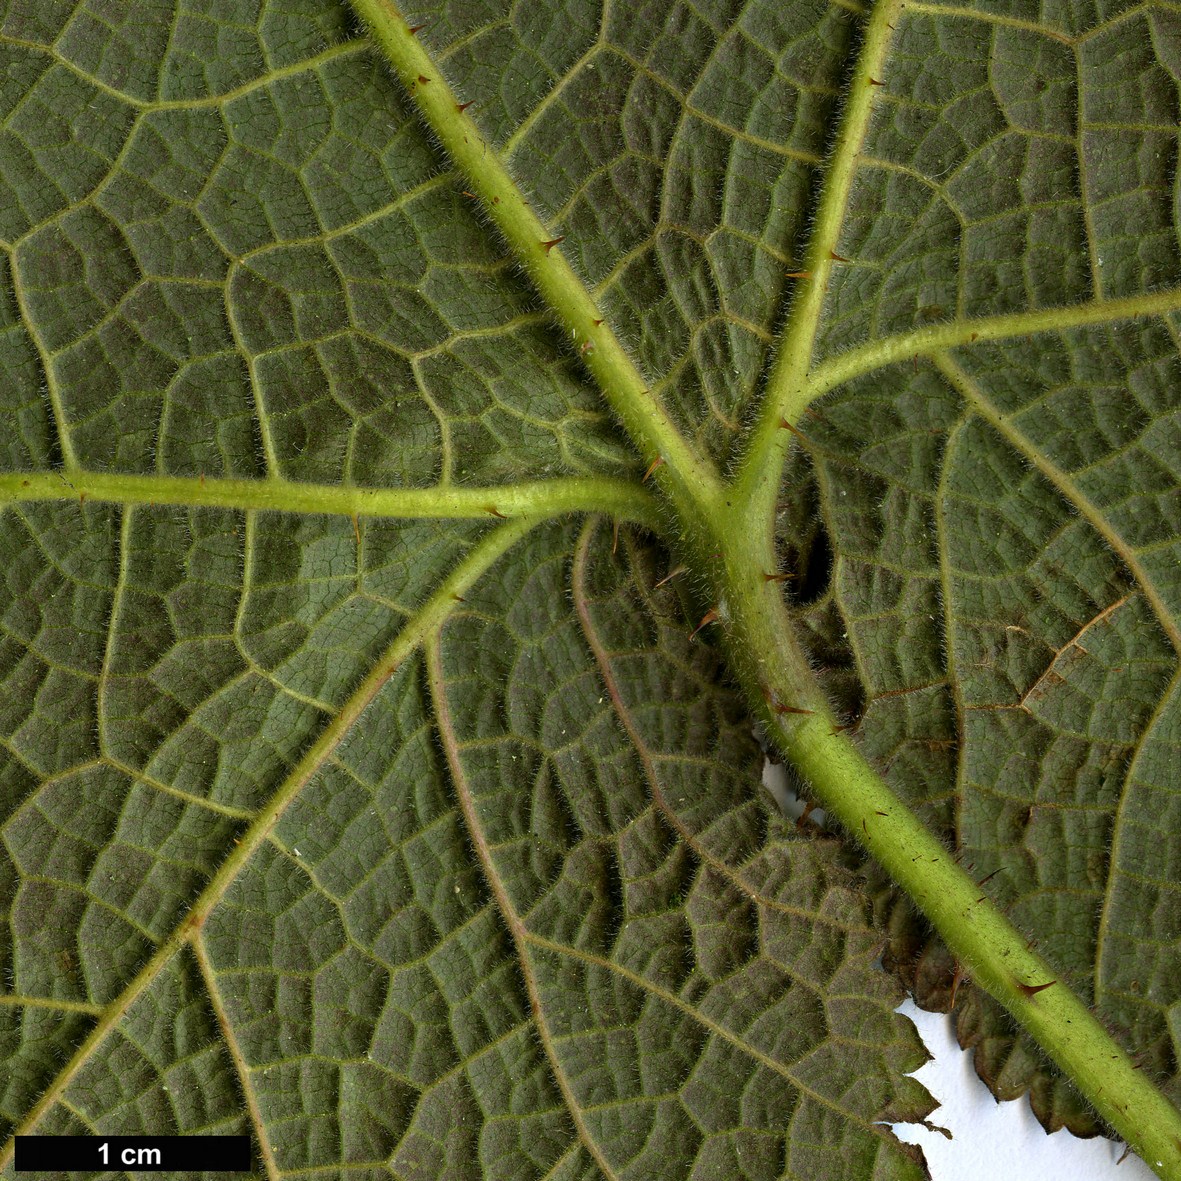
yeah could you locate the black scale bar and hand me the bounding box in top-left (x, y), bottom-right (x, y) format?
top-left (15, 1136), bottom-right (251, 1173)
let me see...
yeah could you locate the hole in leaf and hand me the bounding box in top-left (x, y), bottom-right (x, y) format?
top-left (792, 507), bottom-right (832, 606)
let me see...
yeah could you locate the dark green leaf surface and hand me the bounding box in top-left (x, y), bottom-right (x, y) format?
top-left (0, 0), bottom-right (1178, 1176)
top-left (0, 3), bottom-right (931, 1176)
top-left (804, 5), bottom-right (1181, 1135)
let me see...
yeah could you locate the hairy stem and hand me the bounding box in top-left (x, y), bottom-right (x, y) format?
top-left (349, 0), bottom-right (723, 517)
top-left (0, 470), bottom-right (661, 530)
top-left (705, 510), bottom-right (1181, 1179)
top-left (351, 3), bottom-right (1181, 1176)
top-left (808, 288), bottom-right (1181, 402)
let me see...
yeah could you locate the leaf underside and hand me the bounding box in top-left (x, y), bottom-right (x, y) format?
top-left (0, 0), bottom-right (1178, 1178)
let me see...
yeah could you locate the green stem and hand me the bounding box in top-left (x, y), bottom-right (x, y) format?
top-left (0, 469), bottom-right (661, 530)
top-left (348, 0), bottom-right (723, 517)
top-left (706, 513), bottom-right (1181, 1179)
top-left (351, 4), bottom-right (1181, 1176)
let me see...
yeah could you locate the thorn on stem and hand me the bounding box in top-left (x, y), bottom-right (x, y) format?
top-left (762, 571), bottom-right (792, 582)
top-left (778, 418), bottom-right (809, 440)
top-left (456, 99), bottom-right (475, 111)
top-left (483, 505), bottom-right (507, 519)
top-left (785, 270), bottom-right (812, 279)
top-left (417, 74), bottom-right (430, 84)
top-left (829, 250), bottom-right (850, 262)
top-left (796, 800), bottom-right (817, 831)
top-left (655, 564), bottom-right (687, 588)
top-left (692, 609), bottom-right (719, 638)
top-left (407, 23), bottom-right (426, 33)
top-left (869, 77), bottom-right (884, 86)
top-left (1016, 979), bottom-right (1056, 997)
top-left (541, 236), bottom-right (565, 253)
top-left (642, 455), bottom-right (665, 482)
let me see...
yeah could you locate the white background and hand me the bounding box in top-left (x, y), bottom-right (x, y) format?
top-left (890, 1000), bottom-right (1156, 1180)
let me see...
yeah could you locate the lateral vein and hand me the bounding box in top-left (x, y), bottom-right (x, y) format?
top-left (0, 470), bottom-right (661, 531)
